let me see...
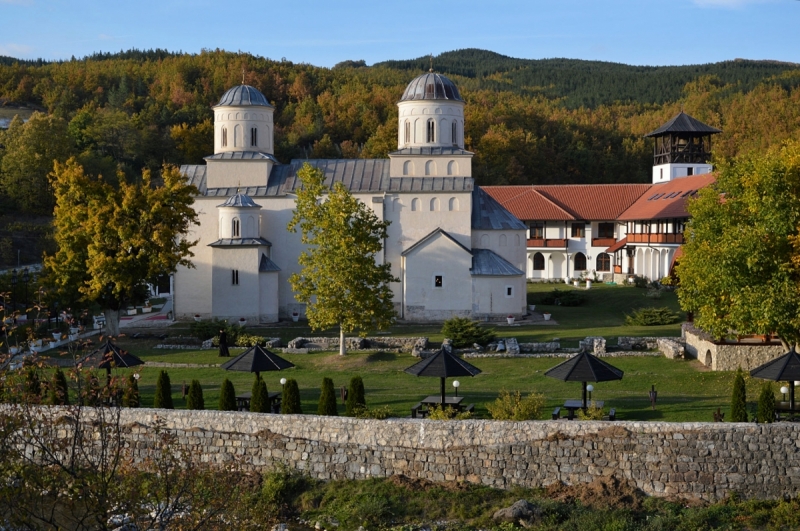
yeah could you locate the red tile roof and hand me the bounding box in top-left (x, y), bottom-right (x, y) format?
top-left (605, 237), bottom-right (628, 253)
top-left (617, 174), bottom-right (715, 221)
top-left (481, 186), bottom-right (573, 221)
top-left (533, 184), bottom-right (652, 220)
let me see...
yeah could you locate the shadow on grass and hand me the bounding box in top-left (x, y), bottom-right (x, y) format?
top-left (366, 351), bottom-right (397, 363)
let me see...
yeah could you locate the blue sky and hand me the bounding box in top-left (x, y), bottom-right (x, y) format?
top-left (1, 0), bottom-right (798, 67)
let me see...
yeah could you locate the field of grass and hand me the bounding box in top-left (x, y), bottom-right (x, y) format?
top-left (33, 283), bottom-right (759, 422)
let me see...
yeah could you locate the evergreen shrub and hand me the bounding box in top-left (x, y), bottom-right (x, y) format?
top-left (122, 373), bottom-right (139, 407)
top-left (282, 378), bottom-right (302, 414)
top-left (219, 378), bottom-right (236, 411)
top-left (346, 375), bottom-right (366, 416)
top-left (730, 367), bottom-right (748, 422)
top-left (624, 307), bottom-right (679, 326)
top-left (186, 379), bottom-right (204, 410)
top-left (250, 374), bottom-right (269, 413)
top-left (48, 368), bottom-right (69, 406)
top-left (441, 317), bottom-right (495, 348)
top-left (153, 370), bottom-right (174, 409)
top-left (540, 289), bottom-right (585, 306)
top-left (757, 381), bottom-right (776, 423)
top-left (318, 377), bottom-right (338, 416)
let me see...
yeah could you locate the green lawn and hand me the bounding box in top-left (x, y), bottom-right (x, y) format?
top-left (42, 283), bottom-right (757, 422)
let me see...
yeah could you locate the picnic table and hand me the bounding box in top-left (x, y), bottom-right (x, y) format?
top-left (412, 395), bottom-right (476, 418)
top-left (236, 391), bottom-right (282, 413)
top-left (562, 399), bottom-right (604, 420)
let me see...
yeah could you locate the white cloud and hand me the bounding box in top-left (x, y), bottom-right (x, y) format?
top-left (0, 43), bottom-right (34, 57)
top-left (692, 0), bottom-right (774, 8)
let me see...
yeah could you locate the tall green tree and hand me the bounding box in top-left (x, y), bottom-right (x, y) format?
top-left (346, 375), bottom-right (366, 416)
top-left (48, 368), bottom-right (70, 406)
top-left (281, 378), bottom-right (302, 415)
top-left (678, 141), bottom-right (800, 349)
top-left (186, 379), bottom-right (204, 410)
top-left (154, 370), bottom-right (173, 409)
top-left (219, 378), bottom-right (236, 411)
top-left (317, 377), bottom-right (338, 416)
top-left (287, 162), bottom-right (398, 355)
top-left (757, 382), bottom-right (776, 424)
top-left (730, 368), bottom-right (748, 422)
top-left (45, 158), bottom-right (198, 336)
top-left (250, 374), bottom-right (268, 413)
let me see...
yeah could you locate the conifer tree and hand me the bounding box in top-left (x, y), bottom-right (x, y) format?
top-left (153, 370), bottom-right (174, 409)
top-left (318, 377), bottom-right (338, 416)
top-left (186, 379), bottom-right (204, 410)
top-left (730, 367), bottom-right (748, 422)
top-left (757, 381), bottom-right (776, 423)
top-left (123, 373), bottom-right (139, 408)
top-left (24, 367), bottom-right (41, 402)
top-left (219, 378), bottom-right (237, 411)
top-left (48, 368), bottom-right (70, 406)
top-left (346, 375), bottom-right (366, 416)
top-left (83, 371), bottom-right (103, 407)
top-left (282, 378), bottom-right (302, 414)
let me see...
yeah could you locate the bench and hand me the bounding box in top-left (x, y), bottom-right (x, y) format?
top-left (463, 404), bottom-right (475, 414)
top-left (602, 408), bottom-right (616, 421)
top-left (411, 403), bottom-right (425, 418)
top-left (552, 407), bottom-right (561, 420)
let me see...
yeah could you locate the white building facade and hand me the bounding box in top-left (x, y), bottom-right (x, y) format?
top-left (174, 74), bottom-right (527, 323)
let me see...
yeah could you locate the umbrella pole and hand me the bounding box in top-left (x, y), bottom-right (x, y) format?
top-left (792, 381), bottom-right (796, 412)
top-left (106, 367), bottom-right (111, 387)
top-left (582, 381), bottom-right (587, 409)
top-left (441, 377), bottom-right (445, 406)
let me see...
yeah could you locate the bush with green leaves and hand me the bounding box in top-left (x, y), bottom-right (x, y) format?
top-left (186, 379), bottom-right (204, 410)
top-left (576, 401), bottom-right (606, 420)
top-left (441, 317), bottom-right (495, 348)
top-left (624, 307), bottom-right (680, 326)
top-left (153, 370), bottom-right (173, 409)
top-left (540, 289), bottom-right (585, 307)
top-left (487, 390), bottom-right (545, 420)
top-left (48, 368), bottom-right (69, 406)
top-left (757, 381), bottom-right (776, 423)
top-left (427, 405), bottom-right (473, 420)
top-left (122, 373), bottom-right (139, 407)
top-left (24, 367), bottom-right (41, 402)
top-left (730, 367), bottom-right (748, 422)
top-left (318, 377), bottom-right (338, 416)
top-left (281, 378), bottom-right (302, 414)
top-left (633, 276), bottom-right (649, 288)
top-left (250, 374), bottom-right (269, 413)
top-left (352, 404), bottom-right (392, 419)
top-left (219, 378), bottom-right (236, 411)
top-left (346, 375), bottom-right (366, 416)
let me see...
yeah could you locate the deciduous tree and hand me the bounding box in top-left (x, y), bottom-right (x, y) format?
top-left (288, 163), bottom-right (398, 355)
top-left (45, 158), bottom-right (198, 336)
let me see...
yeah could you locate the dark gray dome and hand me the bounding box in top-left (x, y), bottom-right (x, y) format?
top-left (400, 73), bottom-right (463, 102)
top-left (218, 193), bottom-right (260, 208)
top-left (214, 85), bottom-right (273, 108)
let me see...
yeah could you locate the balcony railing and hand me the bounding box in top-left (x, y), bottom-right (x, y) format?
top-left (627, 233), bottom-right (684, 244)
top-left (591, 237), bottom-right (617, 247)
top-left (527, 238), bottom-right (568, 248)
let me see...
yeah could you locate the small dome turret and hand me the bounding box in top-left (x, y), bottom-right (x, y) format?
top-left (400, 72), bottom-right (463, 102)
top-left (214, 85), bottom-right (273, 108)
top-left (218, 193), bottom-right (260, 208)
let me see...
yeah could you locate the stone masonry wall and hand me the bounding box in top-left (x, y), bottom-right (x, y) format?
top-left (38, 407), bottom-right (800, 502)
top-left (683, 324), bottom-right (784, 371)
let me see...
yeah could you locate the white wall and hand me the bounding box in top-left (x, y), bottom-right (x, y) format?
top-left (396, 100), bottom-right (465, 149)
top-left (211, 247), bottom-right (262, 321)
top-left (472, 276), bottom-right (526, 317)
top-left (206, 160), bottom-right (272, 189)
top-left (214, 106), bottom-right (274, 154)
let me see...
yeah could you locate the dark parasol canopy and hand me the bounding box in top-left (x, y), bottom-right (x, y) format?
top-left (404, 348), bottom-right (482, 405)
top-left (220, 344), bottom-right (295, 378)
top-left (545, 350), bottom-right (624, 408)
top-left (750, 349), bottom-right (800, 410)
top-left (82, 339), bottom-right (145, 383)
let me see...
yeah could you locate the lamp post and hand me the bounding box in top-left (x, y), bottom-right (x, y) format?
top-left (280, 377), bottom-right (287, 389)
top-left (781, 386), bottom-right (789, 403)
top-left (453, 380), bottom-right (460, 397)
top-left (586, 384), bottom-right (594, 402)
top-left (22, 268), bottom-right (29, 313)
top-left (10, 269), bottom-right (17, 314)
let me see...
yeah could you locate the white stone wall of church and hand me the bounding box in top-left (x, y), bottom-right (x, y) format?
top-left (214, 106), bottom-right (274, 154)
top-left (471, 229), bottom-right (526, 272)
top-left (472, 276), bottom-right (527, 317)
top-left (397, 100), bottom-right (465, 149)
top-left (389, 155), bottom-right (472, 178)
top-left (402, 235), bottom-right (473, 319)
top-left (173, 197), bottom-right (217, 319)
top-left (259, 271), bottom-right (279, 323)
top-left (206, 160), bottom-right (273, 189)
top-left (211, 246), bottom-right (261, 322)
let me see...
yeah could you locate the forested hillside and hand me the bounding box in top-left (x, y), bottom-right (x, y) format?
top-left (1, 48), bottom-right (799, 267)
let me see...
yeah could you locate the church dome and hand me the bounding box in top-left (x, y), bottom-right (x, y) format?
top-left (399, 72), bottom-right (463, 102)
top-left (218, 193), bottom-right (260, 208)
top-left (214, 85), bottom-right (273, 108)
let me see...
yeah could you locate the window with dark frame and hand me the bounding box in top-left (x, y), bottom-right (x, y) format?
top-left (451, 121), bottom-right (457, 146)
top-left (533, 252), bottom-right (545, 270)
top-left (597, 223), bottom-right (614, 238)
top-left (404, 121), bottom-right (410, 144)
top-left (571, 223), bottom-right (586, 238)
top-left (232, 218), bottom-right (240, 238)
top-left (427, 120), bottom-right (435, 143)
top-left (232, 269), bottom-right (239, 285)
top-left (530, 222), bottom-right (544, 239)
top-left (250, 127), bottom-right (257, 147)
top-left (434, 275), bottom-right (443, 288)
top-left (222, 127), bottom-right (227, 147)
top-left (596, 253), bottom-right (611, 272)
top-left (506, 286), bottom-right (513, 297)
top-left (574, 252), bottom-right (587, 271)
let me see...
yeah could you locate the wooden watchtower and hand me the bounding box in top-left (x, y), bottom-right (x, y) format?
top-left (644, 111), bottom-right (721, 183)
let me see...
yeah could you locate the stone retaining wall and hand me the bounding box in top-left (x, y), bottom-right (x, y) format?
top-left (22, 407), bottom-right (800, 502)
top-left (682, 324), bottom-right (784, 371)
top-left (286, 336), bottom-right (427, 352)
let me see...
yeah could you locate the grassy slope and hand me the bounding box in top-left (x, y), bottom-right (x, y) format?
top-left (82, 284), bottom-right (765, 422)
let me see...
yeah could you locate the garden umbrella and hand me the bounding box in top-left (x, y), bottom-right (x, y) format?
top-left (545, 350), bottom-right (624, 409)
top-left (83, 339), bottom-right (145, 384)
top-left (404, 348), bottom-right (482, 405)
top-left (220, 344), bottom-right (295, 378)
top-left (750, 349), bottom-right (800, 411)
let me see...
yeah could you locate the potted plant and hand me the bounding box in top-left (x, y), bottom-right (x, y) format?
top-left (52, 331), bottom-right (62, 341)
top-left (292, 310), bottom-right (300, 323)
top-left (507, 314), bottom-right (515, 325)
top-left (543, 312), bottom-right (552, 321)
top-left (238, 317), bottom-right (247, 327)
top-left (586, 279), bottom-right (592, 289)
top-left (142, 301), bottom-right (152, 313)
top-left (126, 306), bottom-right (137, 316)
top-left (528, 304), bottom-right (536, 312)
top-left (193, 314), bottom-right (201, 322)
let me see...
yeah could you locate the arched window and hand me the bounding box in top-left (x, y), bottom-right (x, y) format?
top-left (426, 120), bottom-right (435, 143)
top-left (515, 234), bottom-right (521, 246)
top-left (250, 127), bottom-right (258, 147)
top-left (411, 198), bottom-right (420, 212)
top-left (392, 197), bottom-right (403, 212)
top-left (404, 121), bottom-right (410, 144)
top-left (499, 234), bottom-right (507, 246)
top-left (425, 160), bottom-right (435, 176)
top-left (448, 197), bottom-right (458, 211)
top-left (221, 127), bottom-right (228, 147)
top-left (480, 234), bottom-right (489, 246)
top-left (452, 121), bottom-right (458, 146)
top-left (596, 253), bottom-right (611, 272)
top-left (232, 218), bottom-right (240, 238)
top-left (234, 124), bottom-right (242, 147)
top-left (403, 160), bottom-right (411, 176)
top-left (533, 252), bottom-right (545, 271)
top-left (447, 160), bottom-right (456, 175)
top-left (574, 252), bottom-right (587, 271)
top-left (430, 197), bottom-right (439, 211)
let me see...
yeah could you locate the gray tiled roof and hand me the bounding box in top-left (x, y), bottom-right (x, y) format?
top-left (389, 147), bottom-right (473, 156)
top-left (181, 160), bottom-right (474, 197)
top-left (204, 151), bottom-right (279, 162)
top-left (471, 187), bottom-right (526, 230)
top-left (214, 85), bottom-right (273, 108)
top-left (259, 254), bottom-right (281, 272)
top-left (471, 249), bottom-right (524, 276)
top-left (218, 194), bottom-right (259, 208)
top-left (208, 238), bottom-right (272, 247)
top-left (400, 73), bottom-right (463, 102)
top-left (401, 228), bottom-right (471, 257)
top-left (644, 111), bottom-right (721, 137)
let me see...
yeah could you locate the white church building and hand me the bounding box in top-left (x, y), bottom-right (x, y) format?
top-left (174, 73), bottom-right (528, 323)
